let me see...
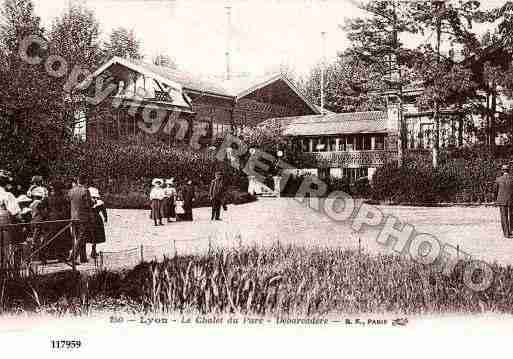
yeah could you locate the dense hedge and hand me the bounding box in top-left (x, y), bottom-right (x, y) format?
top-left (371, 147), bottom-right (504, 204)
top-left (43, 139), bottom-right (255, 208)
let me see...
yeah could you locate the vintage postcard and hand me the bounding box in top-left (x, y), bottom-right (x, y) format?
top-left (1, 0), bottom-right (513, 356)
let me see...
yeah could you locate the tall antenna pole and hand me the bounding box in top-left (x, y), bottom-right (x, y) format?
top-left (321, 31), bottom-right (326, 115)
top-left (225, 5), bottom-right (232, 81)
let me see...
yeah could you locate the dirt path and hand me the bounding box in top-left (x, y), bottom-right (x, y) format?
top-left (37, 198), bottom-right (512, 274)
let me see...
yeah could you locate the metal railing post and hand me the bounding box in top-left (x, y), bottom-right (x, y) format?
top-left (71, 220), bottom-right (77, 272)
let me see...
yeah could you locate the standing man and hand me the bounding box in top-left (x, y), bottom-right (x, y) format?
top-left (496, 164), bottom-right (513, 238)
top-left (209, 171), bottom-right (225, 221)
top-left (68, 174), bottom-right (92, 263)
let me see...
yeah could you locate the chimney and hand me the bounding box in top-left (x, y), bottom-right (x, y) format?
top-left (225, 5), bottom-right (232, 81)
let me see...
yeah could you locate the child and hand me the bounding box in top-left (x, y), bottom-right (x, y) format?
top-left (175, 188), bottom-right (185, 221)
top-left (149, 178), bottom-right (165, 226)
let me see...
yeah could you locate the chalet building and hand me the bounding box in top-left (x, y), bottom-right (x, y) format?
top-left (83, 57), bottom-right (320, 145)
top-left (261, 87), bottom-right (478, 183)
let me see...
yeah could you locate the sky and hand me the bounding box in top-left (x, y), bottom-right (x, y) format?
top-left (30, 0), bottom-right (363, 79)
top-left (30, 0), bottom-right (508, 80)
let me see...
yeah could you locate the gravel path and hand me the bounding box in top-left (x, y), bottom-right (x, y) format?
top-left (38, 197), bottom-right (512, 274)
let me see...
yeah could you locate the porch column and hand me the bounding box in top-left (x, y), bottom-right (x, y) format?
top-left (335, 138), bottom-right (340, 151)
top-left (309, 138), bottom-right (313, 152)
top-left (371, 136), bottom-right (376, 150)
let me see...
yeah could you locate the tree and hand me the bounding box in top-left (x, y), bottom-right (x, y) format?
top-left (0, 0), bottom-right (65, 180)
top-left (344, 0), bottom-right (422, 166)
top-left (409, 0), bottom-right (482, 168)
top-left (48, 3), bottom-right (103, 144)
top-left (301, 54), bottom-right (385, 113)
top-left (103, 27), bottom-right (143, 60)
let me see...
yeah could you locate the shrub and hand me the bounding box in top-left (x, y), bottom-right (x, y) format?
top-left (352, 177), bottom-right (371, 198)
top-left (371, 147), bottom-right (505, 204)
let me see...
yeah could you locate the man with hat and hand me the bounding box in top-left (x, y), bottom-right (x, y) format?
top-left (68, 174), bottom-right (92, 263)
top-left (150, 178), bottom-right (165, 226)
top-left (496, 164), bottom-right (513, 238)
top-left (209, 171), bottom-right (226, 221)
top-left (0, 169), bottom-right (21, 269)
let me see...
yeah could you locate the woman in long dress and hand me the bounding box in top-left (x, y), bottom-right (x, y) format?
top-left (181, 179), bottom-right (195, 221)
top-left (29, 187), bottom-right (49, 264)
top-left (164, 178), bottom-right (177, 222)
top-left (0, 171), bottom-right (21, 269)
top-left (88, 187), bottom-right (107, 259)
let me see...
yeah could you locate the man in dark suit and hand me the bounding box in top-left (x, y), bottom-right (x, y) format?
top-left (209, 172), bottom-right (225, 221)
top-left (496, 164), bottom-right (513, 238)
top-left (68, 174), bottom-right (92, 263)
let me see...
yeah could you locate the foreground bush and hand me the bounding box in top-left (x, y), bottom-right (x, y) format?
top-left (2, 245), bottom-right (513, 316)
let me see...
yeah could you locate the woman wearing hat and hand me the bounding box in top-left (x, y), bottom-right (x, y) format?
top-left (27, 175), bottom-right (48, 199)
top-left (13, 195), bottom-right (32, 247)
top-left (88, 187), bottom-right (107, 259)
top-left (160, 180), bottom-right (170, 223)
top-left (0, 170), bottom-right (21, 269)
top-left (164, 178), bottom-right (177, 223)
top-left (29, 186), bottom-right (49, 264)
top-left (150, 179), bottom-right (165, 226)
top-left (180, 178), bottom-right (196, 222)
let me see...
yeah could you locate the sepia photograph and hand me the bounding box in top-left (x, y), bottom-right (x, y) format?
top-left (1, 0), bottom-right (513, 356)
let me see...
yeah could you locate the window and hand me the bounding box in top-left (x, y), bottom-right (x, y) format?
top-left (375, 135), bottom-right (385, 150)
top-left (346, 136), bottom-right (354, 151)
top-left (322, 137), bottom-right (330, 151)
top-left (342, 167), bottom-right (369, 183)
top-left (330, 137), bottom-right (338, 151)
top-left (364, 135), bottom-right (372, 150)
top-left (355, 135), bottom-right (364, 151)
top-left (301, 138), bottom-right (309, 152)
top-left (338, 137), bottom-right (345, 151)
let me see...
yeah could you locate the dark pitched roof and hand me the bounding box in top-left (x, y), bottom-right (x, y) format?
top-left (130, 59), bottom-right (233, 96)
top-left (281, 111), bottom-right (388, 136)
top-left (87, 57), bottom-right (320, 113)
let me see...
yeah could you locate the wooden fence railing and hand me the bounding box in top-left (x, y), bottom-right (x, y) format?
top-left (0, 219), bottom-right (82, 275)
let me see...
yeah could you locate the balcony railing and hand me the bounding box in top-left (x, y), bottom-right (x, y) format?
top-left (308, 150), bottom-right (398, 167)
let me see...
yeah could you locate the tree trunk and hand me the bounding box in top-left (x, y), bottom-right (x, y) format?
top-left (433, 9), bottom-right (442, 169)
top-left (490, 90), bottom-right (497, 151)
top-left (432, 100), bottom-right (440, 169)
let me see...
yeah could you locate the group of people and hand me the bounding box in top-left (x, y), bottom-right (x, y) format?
top-left (149, 177), bottom-right (194, 226)
top-left (0, 170), bottom-right (107, 267)
top-left (149, 171), bottom-right (228, 226)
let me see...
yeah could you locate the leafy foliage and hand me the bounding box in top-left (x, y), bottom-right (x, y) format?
top-left (371, 147), bottom-right (504, 204)
top-left (301, 55), bottom-right (386, 113)
top-left (103, 27), bottom-right (143, 61)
